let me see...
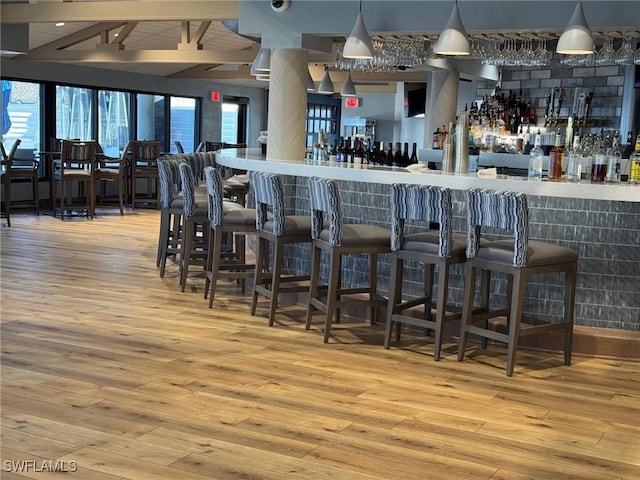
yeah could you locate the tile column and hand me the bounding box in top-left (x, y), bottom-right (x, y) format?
top-left (267, 48), bottom-right (308, 162)
top-left (424, 70), bottom-right (459, 149)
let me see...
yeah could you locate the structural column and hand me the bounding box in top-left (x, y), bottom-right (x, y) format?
top-left (424, 70), bottom-right (459, 149)
top-left (267, 48), bottom-right (308, 162)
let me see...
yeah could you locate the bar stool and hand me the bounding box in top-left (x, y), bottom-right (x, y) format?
top-left (305, 177), bottom-right (391, 343)
top-left (51, 140), bottom-right (96, 220)
top-left (458, 188), bottom-right (578, 376)
top-left (157, 155), bottom-right (184, 276)
top-left (250, 172), bottom-right (312, 326)
top-left (203, 166), bottom-right (256, 307)
top-left (130, 140), bottom-right (160, 209)
top-left (384, 184), bottom-right (467, 360)
top-left (177, 162), bottom-right (210, 291)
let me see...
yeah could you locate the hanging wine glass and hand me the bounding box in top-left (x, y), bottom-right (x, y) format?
top-left (615, 35), bottom-right (634, 65)
top-left (595, 34), bottom-right (615, 66)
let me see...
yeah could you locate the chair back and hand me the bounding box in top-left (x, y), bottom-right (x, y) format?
top-left (1, 139), bottom-right (21, 171)
top-left (178, 162), bottom-right (197, 217)
top-left (205, 141), bottom-right (222, 152)
top-left (157, 155), bottom-right (183, 209)
top-left (175, 141), bottom-right (185, 154)
top-left (391, 184), bottom-right (454, 257)
top-left (465, 188), bottom-right (529, 267)
top-left (252, 172), bottom-right (286, 236)
top-left (307, 176), bottom-right (343, 247)
top-left (59, 140), bottom-right (96, 173)
top-left (204, 166), bottom-right (227, 226)
top-left (132, 141), bottom-right (160, 167)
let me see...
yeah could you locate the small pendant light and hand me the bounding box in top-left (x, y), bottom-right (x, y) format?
top-left (307, 68), bottom-right (316, 92)
top-left (340, 71), bottom-right (357, 97)
top-left (317, 66), bottom-right (335, 95)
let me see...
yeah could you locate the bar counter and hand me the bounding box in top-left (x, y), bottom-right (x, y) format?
top-left (217, 148), bottom-right (640, 351)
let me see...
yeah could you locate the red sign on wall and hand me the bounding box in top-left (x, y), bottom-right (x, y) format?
top-left (344, 97), bottom-right (360, 108)
top-left (210, 91), bottom-right (221, 102)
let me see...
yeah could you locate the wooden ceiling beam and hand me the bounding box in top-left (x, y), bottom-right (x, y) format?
top-left (0, 1), bottom-right (238, 23)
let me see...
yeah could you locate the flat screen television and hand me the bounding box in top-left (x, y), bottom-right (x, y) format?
top-left (406, 83), bottom-right (426, 118)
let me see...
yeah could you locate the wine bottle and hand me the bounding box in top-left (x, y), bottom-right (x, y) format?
top-left (391, 142), bottom-right (401, 167)
top-left (402, 142), bottom-right (410, 167)
top-left (528, 130), bottom-right (543, 180)
top-left (547, 132), bottom-right (563, 181)
top-left (409, 142), bottom-right (418, 165)
top-left (353, 139), bottom-right (364, 165)
top-left (385, 142), bottom-right (394, 167)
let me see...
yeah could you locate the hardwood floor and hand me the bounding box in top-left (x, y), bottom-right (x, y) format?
top-left (1, 210), bottom-right (639, 480)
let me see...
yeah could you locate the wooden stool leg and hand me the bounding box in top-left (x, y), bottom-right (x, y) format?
top-left (384, 255), bottom-right (402, 349)
top-left (323, 250), bottom-right (341, 343)
top-left (506, 270), bottom-right (526, 377)
top-left (458, 263), bottom-right (477, 361)
top-left (305, 243), bottom-right (322, 330)
top-left (432, 260), bottom-right (450, 362)
top-left (268, 240), bottom-right (285, 326)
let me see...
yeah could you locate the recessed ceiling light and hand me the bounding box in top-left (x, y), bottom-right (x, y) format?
top-left (55, 22), bottom-right (65, 27)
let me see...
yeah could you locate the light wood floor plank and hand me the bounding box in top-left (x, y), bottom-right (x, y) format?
top-left (1, 211), bottom-right (639, 480)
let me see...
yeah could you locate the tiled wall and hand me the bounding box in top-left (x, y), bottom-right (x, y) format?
top-left (475, 59), bottom-right (628, 134)
top-left (280, 176), bottom-right (640, 332)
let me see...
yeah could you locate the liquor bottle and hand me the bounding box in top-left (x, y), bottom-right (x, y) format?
top-left (622, 131), bottom-right (635, 159)
top-left (591, 133), bottom-right (608, 183)
top-left (528, 130), bottom-right (543, 180)
top-left (409, 142), bottom-right (418, 165)
top-left (547, 132), bottom-right (563, 181)
top-left (402, 142), bottom-right (410, 167)
top-left (432, 128), bottom-right (441, 150)
top-left (393, 142), bottom-right (403, 167)
top-left (606, 131), bottom-right (621, 182)
top-left (565, 135), bottom-right (581, 182)
top-left (439, 124), bottom-right (447, 149)
top-left (629, 134), bottom-right (640, 184)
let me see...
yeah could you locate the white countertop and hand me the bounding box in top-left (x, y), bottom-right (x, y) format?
top-left (216, 148), bottom-right (640, 203)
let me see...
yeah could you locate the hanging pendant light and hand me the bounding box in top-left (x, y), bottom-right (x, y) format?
top-left (340, 71), bottom-right (357, 97)
top-left (317, 66), bottom-right (335, 95)
top-left (556, 0), bottom-right (593, 55)
top-left (252, 48), bottom-right (271, 73)
top-left (343, 0), bottom-right (374, 59)
top-left (307, 68), bottom-right (316, 92)
top-left (434, 0), bottom-right (470, 56)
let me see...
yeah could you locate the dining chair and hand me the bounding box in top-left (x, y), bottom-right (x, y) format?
top-left (458, 188), bottom-right (578, 376)
top-left (51, 140), bottom-right (96, 219)
top-left (1, 139), bottom-right (22, 226)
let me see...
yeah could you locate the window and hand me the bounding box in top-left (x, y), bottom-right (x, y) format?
top-left (56, 85), bottom-right (94, 140)
top-left (98, 90), bottom-right (131, 157)
top-left (2, 80), bottom-right (42, 153)
top-left (221, 97), bottom-right (248, 144)
top-left (169, 96), bottom-right (196, 153)
top-left (137, 94), bottom-right (165, 146)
